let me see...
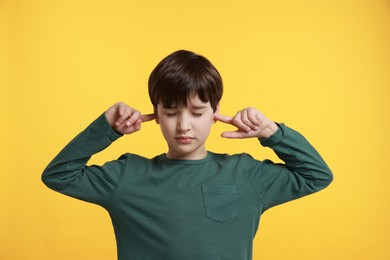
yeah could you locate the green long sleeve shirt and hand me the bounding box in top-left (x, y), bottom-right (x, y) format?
top-left (42, 114), bottom-right (333, 260)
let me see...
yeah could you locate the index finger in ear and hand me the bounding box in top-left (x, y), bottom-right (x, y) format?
top-left (214, 113), bottom-right (233, 124)
top-left (140, 113), bottom-right (156, 122)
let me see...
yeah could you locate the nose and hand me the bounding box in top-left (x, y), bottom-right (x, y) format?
top-left (177, 114), bottom-right (191, 132)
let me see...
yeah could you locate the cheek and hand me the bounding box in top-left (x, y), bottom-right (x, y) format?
top-left (159, 119), bottom-right (176, 134)
top-left (197, 117), bottom-right (214, 131)
top-left (159, 121), bottom-right (170, 131)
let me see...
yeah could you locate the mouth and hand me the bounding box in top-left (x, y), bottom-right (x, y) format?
top-left (175, 136), bottom-right (195, 144)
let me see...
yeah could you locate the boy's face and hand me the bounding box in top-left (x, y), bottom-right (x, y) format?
top-left (156, 95), bottom-right (218, 160)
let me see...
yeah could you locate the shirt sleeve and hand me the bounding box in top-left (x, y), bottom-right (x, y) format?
top-left (245, 123), bottom-right (333, 211)
top-left (41, 113), bottom-right (126, 208)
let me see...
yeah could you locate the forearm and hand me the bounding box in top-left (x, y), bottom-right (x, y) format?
top-left (42, 114), bottom-right (122, 193)
top-left (248, 123), bottom-right (333, 210)
top-left (261, 123), bottom-right (333, 191)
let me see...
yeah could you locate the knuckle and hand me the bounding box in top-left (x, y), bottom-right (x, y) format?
top-left (232, 117), bottom-right (240, 125)
top-left (243, 118), bottom-right (251, 125)
top-left (249, 114), bottom-right (257, 122)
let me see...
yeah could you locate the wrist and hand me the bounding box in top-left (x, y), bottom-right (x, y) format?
top-left (259, 122), bottom-right (278, 139)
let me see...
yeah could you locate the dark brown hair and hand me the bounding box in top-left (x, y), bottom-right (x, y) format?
top-left (148, 50), bottom-right (223, 112)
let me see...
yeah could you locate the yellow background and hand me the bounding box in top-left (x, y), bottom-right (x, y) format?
top-left (1, 0), bottom-right (389, 259)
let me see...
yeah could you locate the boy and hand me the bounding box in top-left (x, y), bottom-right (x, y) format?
top-left (42, 50), bottom-right (333, 260)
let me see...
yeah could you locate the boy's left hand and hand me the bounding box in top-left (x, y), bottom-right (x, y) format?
top-left (214, 107), bottom-right (278, 139)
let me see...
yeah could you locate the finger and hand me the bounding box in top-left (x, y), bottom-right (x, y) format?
top-left (140, 113), bottom-right (156, 122)
top-left (116, 102), bottom-right (130, 118)
top-left (232, 111), bottom-right (251, 132)
top-left (130, 119), bottom-right (142, 132)
top-left (249, 113), bottom-right (260, 126)
top-left (115, 106), bottom-right (130, 126)
top-left (240, 109), bottom-right (257, 131)
top-left (248, 108), bottom-right (262, 125)
top-left (213, 113), bottom-right (233, 124)
top-left (119, 118), bottom-right (142, 134)
top-left (116, 107), bottom-right (133, 126)
top-left (246, 109), bottom-right (261, 129)
top-left (125, 110), bottom-right (141, 126)
top-left (117, 103), bottom-right (126, 116)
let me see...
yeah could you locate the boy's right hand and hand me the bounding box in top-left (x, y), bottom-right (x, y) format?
top-left (104, 102), bottom-right (155, 135)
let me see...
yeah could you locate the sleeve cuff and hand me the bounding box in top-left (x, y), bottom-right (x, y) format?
top-left (259, 123), bottom-right (285, 147)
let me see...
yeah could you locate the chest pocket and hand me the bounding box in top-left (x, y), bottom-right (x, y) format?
top-left (201, 184), bottom-right (238, 223)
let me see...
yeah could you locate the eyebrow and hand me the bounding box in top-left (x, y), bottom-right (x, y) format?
top-left (163, 104), bottom-right (208, 109)
top-left (189, 105), bottom-right (208, 109)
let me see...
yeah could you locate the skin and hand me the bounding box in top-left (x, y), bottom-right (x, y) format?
top-left (104, 96), bottom-right (278, 160)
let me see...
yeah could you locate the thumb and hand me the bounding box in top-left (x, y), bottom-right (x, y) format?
top-left (221, 130), bottom-right (246, 139)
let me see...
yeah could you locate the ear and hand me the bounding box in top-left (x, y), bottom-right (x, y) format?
top-left (212, 104), bottom-right (220, 123)
top-left (154, 108), bottom-right (159, 124)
